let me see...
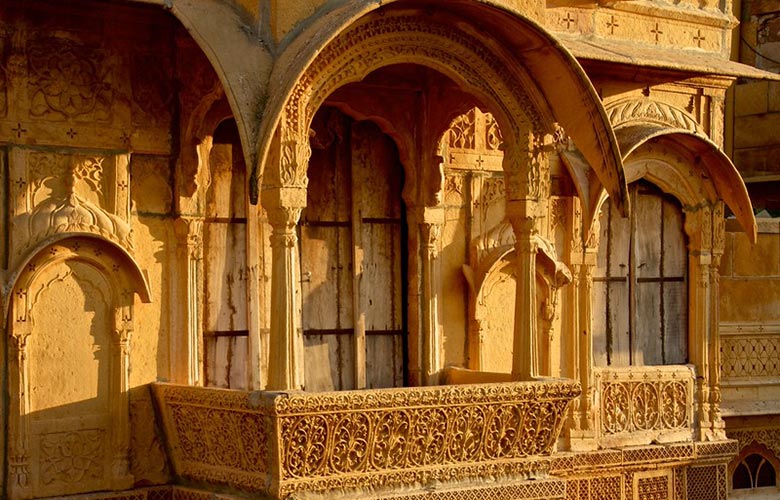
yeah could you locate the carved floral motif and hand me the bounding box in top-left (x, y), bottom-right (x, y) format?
top-left (27, 36), bottom-right (114, 121)
top-left (485, 112), bottom-right (503, 150)
top-left (40, 429), bottom-right (105, 485)
top-left (596, 366), bottom-right (693, 440)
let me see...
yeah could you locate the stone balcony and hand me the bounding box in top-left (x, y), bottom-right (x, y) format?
top-left (151, 379), bottom-right (581, 499)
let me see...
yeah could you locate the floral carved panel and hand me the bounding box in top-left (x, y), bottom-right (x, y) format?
top-left (27, 35), bottom-right (115, 122)
top-left (595, 366), bottom-right (694, 448)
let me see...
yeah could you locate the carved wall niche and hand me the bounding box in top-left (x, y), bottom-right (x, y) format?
top-left (7, 237), bottom-right (151, 499)
top-left (7, 148), bottom-right (132, 268)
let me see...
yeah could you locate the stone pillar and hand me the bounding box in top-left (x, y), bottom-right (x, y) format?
top-left (264, 187), bottom-right (306, 391)
top-left (405, 207), bottom-right (422, 387)
top-left (685, 206), bottom-right (715, 440)
top-left (8, 331), bottom-right (31, 499)
top-left (420, 207), bottom-right (445, 385)
top-left (174, 216), bottom-right (204, 386)
top-left (709, 203), bottom-right (726, 439)
top-left (111, 307), bottom-right (133, 489)
top-left (503, 131), bottom-right (549, 382)
top-left (507, 203), bottom-right (539, 381)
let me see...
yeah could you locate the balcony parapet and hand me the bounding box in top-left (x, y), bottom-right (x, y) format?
top-left (594, 365), bottom-right (695, 448)
top-left (152, 379), bottom-right (580, 498)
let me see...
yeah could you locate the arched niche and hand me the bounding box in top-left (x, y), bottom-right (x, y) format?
top-left (465, 223), bottom-right (571, 375)
top-left (5, 236), bottom-right (151, 499)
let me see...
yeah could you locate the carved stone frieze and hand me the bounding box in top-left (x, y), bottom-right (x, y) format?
top-left (153, 380), bottom-right (580, 498)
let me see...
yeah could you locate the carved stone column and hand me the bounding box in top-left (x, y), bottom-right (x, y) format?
top-left (503, 133), bottom-right (549, 381)
top-left (264, 187), bottom-right (306, 391)
top-left (684, 206), bottom-right (715, 440)
top-left (8, 331), bottom-right (31, 499)
top-left (174, 216), bottom-right (204, 386)
top-left (111, 306), bottom-right (133, 489)
top-left (420, 207), bottom-right (444, 385)
top-left (507, 205), bottom-right (539, 380)
top-left (709, 203), bottom-right (726, 439)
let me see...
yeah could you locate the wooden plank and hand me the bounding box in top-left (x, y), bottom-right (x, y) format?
top-left (366, 335), bottom-right (403, 389)
top-left (662, 198), bottom-right (687, 276)
top-left (608, 280), bottom-right (630, 366)
top-left (664, 282), bottom-right (688, 364)
top-left (300, 225), bottom-right (350, 331)
top-left (351, 122), bottom-right (368, 389)
top-left (635, 282), bottom-right (663, 365)
top-left (304, 334), bottom-right (354, 391)
top-left (204, 222), bottom-right (248, 333)
top-left (592, 280), bottom-right (609, 367)
top-left (228, 336), bottom-right (248, 390)
top-left (635, 190), bottom-right (662, 278)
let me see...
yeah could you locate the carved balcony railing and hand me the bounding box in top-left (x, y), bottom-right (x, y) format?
top-left (152, 379), bottom-right (580, 499)
top-left (594, 365), bottom-right (694, 448)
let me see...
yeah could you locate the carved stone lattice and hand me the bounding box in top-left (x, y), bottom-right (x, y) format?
top-left (595, 366), bottom-right (693, 446)
top-left (721, 329), bottom-right (780, 378)
top-left (636, 474), bottom-right (669, 500)
top-left (728, 428), bottom-right (780, 455)
top-left (153, 380), bottom-right (580, 498)
top-left (687, 466), bottom-right (721, 500)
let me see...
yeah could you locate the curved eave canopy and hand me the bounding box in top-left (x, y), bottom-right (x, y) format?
top-left (254, 0), bottom-right (627, 214)
top-left (616, 125), bottom-right (757, 244)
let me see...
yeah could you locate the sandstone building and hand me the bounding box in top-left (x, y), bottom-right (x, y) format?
top-left (0, 0), bottom-right (776, 499)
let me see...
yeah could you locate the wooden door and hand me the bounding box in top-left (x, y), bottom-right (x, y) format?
top-left (301, 109), bottom-right (405, 390)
